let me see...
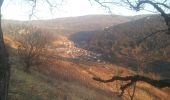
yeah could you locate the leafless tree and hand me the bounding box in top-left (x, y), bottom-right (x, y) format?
top-left (17, 26), bottom-right (50, 72)
top-left (0, 0), bottom-right (61, 99)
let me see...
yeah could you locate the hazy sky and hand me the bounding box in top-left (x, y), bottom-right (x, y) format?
top-left (2, 0), bottom-right (154, 20)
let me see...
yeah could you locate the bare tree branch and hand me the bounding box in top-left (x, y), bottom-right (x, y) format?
top-left (155, 3), bottom-right (170, 9)
top-left (93, 75), bottom-right (170, 96)
top-left (93, 75), bottom-right (170, 88)
top-left (45, 0), bottom-right (63, 8)
top-left (27, 0), bottom-right (64, 19)
top-left (93, 0), bottom-right (170, 33)
top-left (119, 81), bottom-right (134, 97)
top-left (125, 0), bottom-right (170, 33)
top-left (29, 0), bottom-right (37, 19)
top-left (93, 0), bottom-right (112, 13)
top-left (162, 0), bottom-right (168, 4)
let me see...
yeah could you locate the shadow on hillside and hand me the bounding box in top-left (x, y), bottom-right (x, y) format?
top-left (51, 52), bottom-right (170, 79)
top-left (149, 60), bottom-right (170, 79)
top-left (68, 30), bottom-right (170, 79)
top-left (103, 55), bottom-right (170, 79)
top-left (69, 31), bottom-right (97, 48)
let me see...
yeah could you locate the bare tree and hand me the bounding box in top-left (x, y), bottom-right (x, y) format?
top-left (0, 0), bottom-right (61, 99)
top-left (92, 0), bottom-right (170, 97)
top-left (17, 26), bottom-right (50, 72)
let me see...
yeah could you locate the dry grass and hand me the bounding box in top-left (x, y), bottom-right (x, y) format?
top-left (6, 34), bottom-right (170, 100)
top-left (9, 65), bottom-right (119, 100)
top-left (4, 35), bottom-right (19, 49)
top-left (43, 58), bottom-right (170, 100)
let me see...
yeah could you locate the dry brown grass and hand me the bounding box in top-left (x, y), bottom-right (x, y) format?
top-left (9, 64), bottom-right (120, 100)
top-left (4, 34), bottom-right (19, 49)
top-left (6, 34), bottom-right (170, 100)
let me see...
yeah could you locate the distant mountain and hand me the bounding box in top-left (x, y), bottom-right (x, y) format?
top-left (2, 14), bottom-right (147, 34)
top-left (31, 15), bottom-right (133, 33)
top-left (89, 15), bottom-right (170, 53)
top-left (3, 14), bottom-right (145, 46)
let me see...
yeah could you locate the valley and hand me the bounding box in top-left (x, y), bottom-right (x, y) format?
top-left (4, 14), bottom-right (170, 100)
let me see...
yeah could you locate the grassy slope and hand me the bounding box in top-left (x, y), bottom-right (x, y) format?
top-left (4, 14), bottom-right (170, 100)
top-left (5, 32), bottom-right (170, 100)
top-left (5, 34), bottom-right (119, 100)
top-left (9, 65), bottom-right (117, 100)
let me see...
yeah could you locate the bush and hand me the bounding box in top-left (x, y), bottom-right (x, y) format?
top-left (17, 26), bottom-right (50, 72)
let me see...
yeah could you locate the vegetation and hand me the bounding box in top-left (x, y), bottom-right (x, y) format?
top-left (0, 0), bottom-right (169, 100)
top-left (92, 0), bottom-right (170, 99)
top-left (17, 26), bottom-right (50, 72)
top-left (1, 14), bottom-right (169, 99)
top-left (8, 65), bottom-right (115, 100)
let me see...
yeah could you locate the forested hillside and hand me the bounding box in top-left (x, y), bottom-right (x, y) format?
top-left (89, 15), bottom-right (170, 78)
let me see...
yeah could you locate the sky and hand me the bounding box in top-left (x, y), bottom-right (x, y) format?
top-left (2, 0), bottom-right (154, 20)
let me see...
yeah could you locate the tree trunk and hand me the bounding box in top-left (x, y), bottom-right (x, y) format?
top-left (24, 60), bottom-right (31, 73)
top-left (0, 0), bottom-right (10, 100)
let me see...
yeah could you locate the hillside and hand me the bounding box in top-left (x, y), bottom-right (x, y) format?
top-left (31, 15), bottom-right (133, 33)
top-left (9, 65), bottom-right (119, 100)
top-left (89, 15), bottom-right (170, 78)
top-left (3, 14), bottom-right (146, 39)
top-left (6, 33), bottom-right (170, 100)
top-left (3, 14), bottom-right (170, 100)
top-left (3, 15), bottom-right (143, 48)
top-left (5, 34), bottom-right (121, 100)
